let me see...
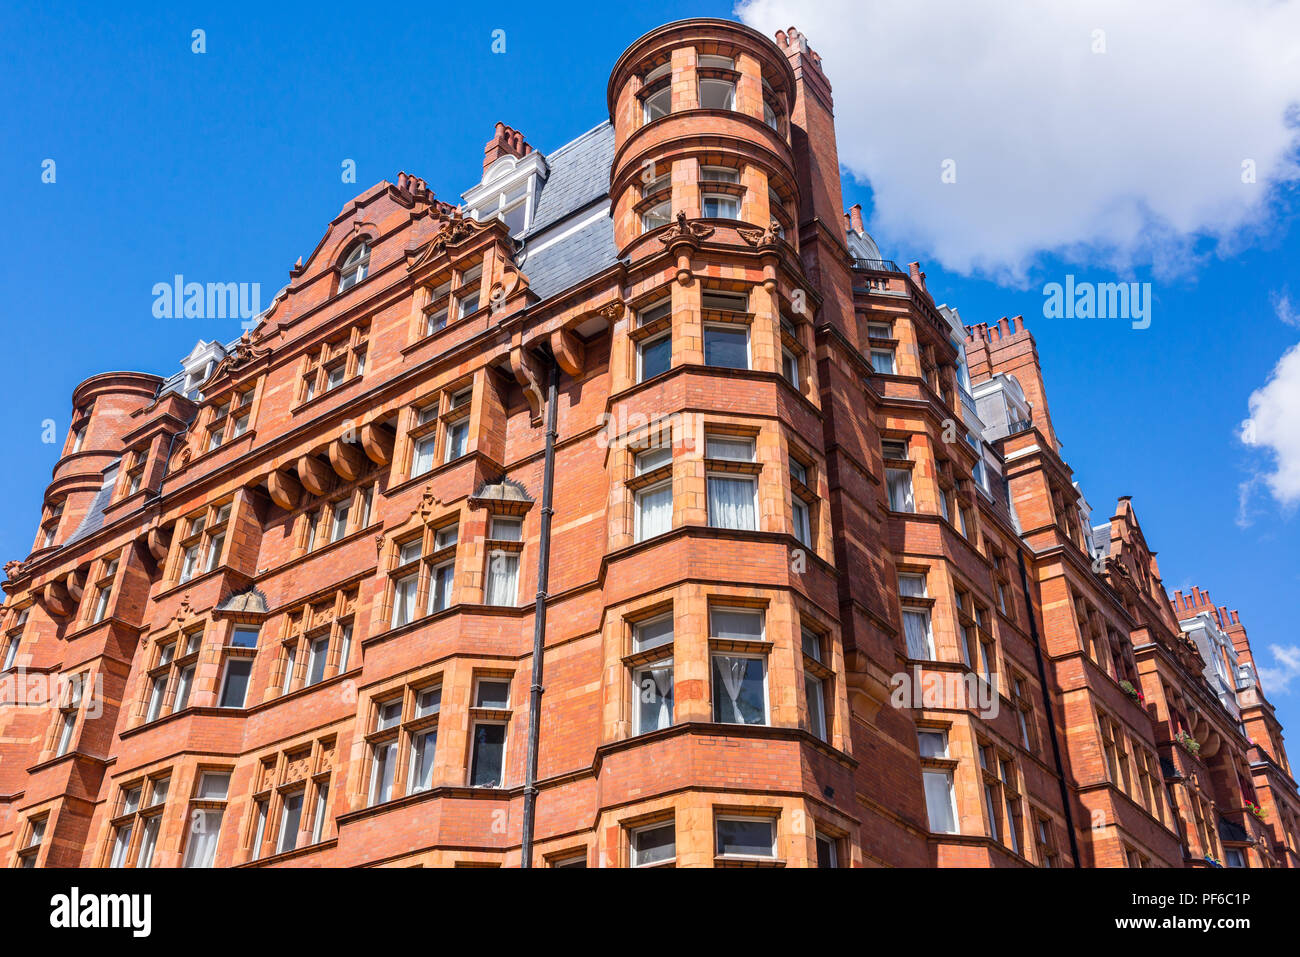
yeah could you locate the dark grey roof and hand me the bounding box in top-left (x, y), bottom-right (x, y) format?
top-left (518, 214), bottom-right (618, 302)
top-left (526, 122), bottom-right (615, 237)
top-left (63, 461), bottom-right (121, 546)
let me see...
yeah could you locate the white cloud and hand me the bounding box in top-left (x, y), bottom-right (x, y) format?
top-left (1274, 287), bottom-right (1300, 327)
top-left (1240, 340), bottom-right (1300, 509)
top-left (1258, 643), bottom-right (1300, 694)
top-left (736, 0), bottom-right (1300, 281)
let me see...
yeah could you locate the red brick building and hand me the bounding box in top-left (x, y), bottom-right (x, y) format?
top-left (2, 17), bottom-right (1294, 868)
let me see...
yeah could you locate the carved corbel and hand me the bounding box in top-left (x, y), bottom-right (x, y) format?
top-left (509, 345), bottom-right (545, 423)
top-left (146, 525), bottom-right (172, 562)
top-left (296, 455), bottom-right (333, 497)
top-left (361, 421), bottom-right (395, 466)
top-left (41, 578), bottom-right (74, 619)
top-left (267, 468), bottom-right (303, 510)
top-left (550, 326), bottom-right (585, 378)
top-left (65, 568), bottom-right (86, 603)
top-left (329, 438), bottom-right (367, 482)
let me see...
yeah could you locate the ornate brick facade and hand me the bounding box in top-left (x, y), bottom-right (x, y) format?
top-left (2, 18), bottom-right (1295, 869)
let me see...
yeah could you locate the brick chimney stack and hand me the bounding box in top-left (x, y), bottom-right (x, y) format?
top-left (483, 122), bottom-right (532, 174)
top-left (848, 203), bottom-right (864, 235)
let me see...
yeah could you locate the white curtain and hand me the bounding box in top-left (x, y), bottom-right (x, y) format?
top-left (637, 665), bottom-right (674, 731)
top-left (708, 476), bottom-right (756, 530)
top-left (923, 771), bottom-right (957, 833)
top-left (486, 552), bottom-right (519, 606)
top-left (887, 470), bottom-right (915, 512)
top-left (183, 810), bottom-right (222, 868)
top-left (903, 609), bottom-right (933, 659)
top-left (719, 657), bottom-right (747, 718)
top-left (637, 484), bottom-right (673, 540)
top-left (705, 436), bottom-right (753, 461)
top-left (392, 575), bottom-right (416, 626)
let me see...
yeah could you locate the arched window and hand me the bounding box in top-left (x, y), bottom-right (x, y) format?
top-left (339, 242), bottom-right (370, 291)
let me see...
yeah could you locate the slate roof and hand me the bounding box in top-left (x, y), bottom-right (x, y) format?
top-left (63, 460), bottom-right (121, 546)
top-left (525, 122), bottom-right (615, 237)
top-left (518, 214), bottom-right (619, 303)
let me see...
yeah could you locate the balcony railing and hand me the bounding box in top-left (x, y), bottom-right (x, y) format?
top-left (852, 258), bottom-right (905, 274)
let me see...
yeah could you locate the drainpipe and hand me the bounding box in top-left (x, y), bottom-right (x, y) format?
top-left (520, 353), bottom-right (558, 868)
top-left (1017, 547), bottom-right (1082, 866)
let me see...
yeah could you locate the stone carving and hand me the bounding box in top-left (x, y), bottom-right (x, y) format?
top-left (658, 211), bottom-right (715, 246)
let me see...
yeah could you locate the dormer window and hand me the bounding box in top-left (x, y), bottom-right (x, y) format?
top-left (339, 241), bottom-right (370, 291)
top-left (464, 149), bottom-right (548, 239)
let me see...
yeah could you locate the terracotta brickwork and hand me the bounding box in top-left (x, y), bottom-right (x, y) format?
top-left (1, 17), bottom-right (1295, 869)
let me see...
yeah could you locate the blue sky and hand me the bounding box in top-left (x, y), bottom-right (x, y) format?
top-left (2, 2), bottom-right (1297, 734)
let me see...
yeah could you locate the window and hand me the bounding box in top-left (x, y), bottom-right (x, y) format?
top-left (633, 446), bottom-right (673, 542)
top-left (630, 613), bottom-right (675, 735)
top-left (2, 608), bottom-right (28, 671)
top-left (700, 165), bottom-right (739, 184)
top-left (702, 192), bottom-right (739, 219)
top-left (706, 435), bottom-right (758, 531)
top-left (338, 241), bottom-right (370, 291)
top-left (630, 821), bottom-right (675, 867)
top-left (551, 851), bottom-right (588, 868)
top-left (299, 324), bottom-right (369, 402)
top-left (802, 627), bottom-right (830, 741)
top-left (143, 628), bottom-right (202, 722)
top-left (790, 456), bottom-right (813, 547)
top-left (444, 419), bottom-right (469, 463)
top-left (329, 499), bottom-right (350, 543)
top-left (109, 775), bottom-right (169, 868)
top-left (641, 199), bottom-right (672, 233)
top-left (641, 63), bottom-right (672, 124)
top-left (898, 574), bottom-right (933, 660)
top-left (176, 503), bottom-right (230, 582)
top-left (275, 790), bottom-right (305, 855)
top-left (218, 627), bottom-right (258, 709)
top-left (715, 816), bottom-right (776, 860)
top-left (122, 449), bottom-right (147, 497)
top-left (1001, 759), bottom-right (1022, 855)
top-left (710, 607), bottom-right (767, 725)
top-left (408, 385), bottom-right (474, 478)
top-left (1225, 847), bottom-right (1247, 868)
top-left (456, 265), bottom-right (482, 319)
top-left (183, 771), bottom-right (230, 868)
top-left (470, 722), bottom-right (507, 788)
top-left (429, 558), bottom-right (455, 614)
top-left (39, 501), bottom-right (63, 549)
top-left (886, 468), bottom-right (915, 512)
top-left (782, 346), bottom-right (800, 389)
top-left (54, 673), bottom-right (86, 757)
top-left (484, 517), bottom-right (522, 606)
top-left (1035, 815), bottom-right (1059, 867)
top-left (635, 298), bottom-right (672, 381)
top-left (703, 324), bottom-right (749, 370)
top-left (89, 557), bottom-right (118, 623)
top-left (699, 77), bottom-right (736, 110)
top-left (919, 730), bottom-right (959, 834)
top-left (871, 349), bottom-right (895, 374)
top-left (407, 687), bottom-right (442, 793)
top-left (18, 817), bottom-right (46, 868)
